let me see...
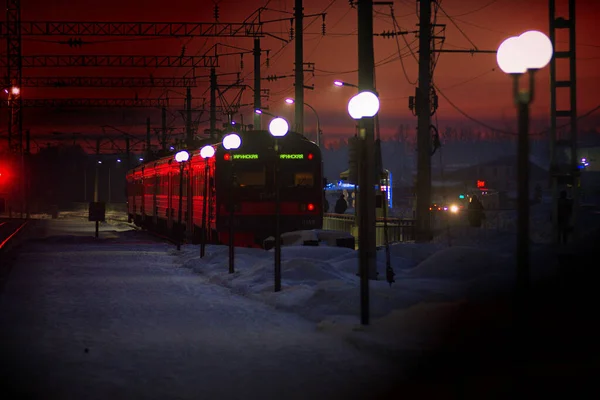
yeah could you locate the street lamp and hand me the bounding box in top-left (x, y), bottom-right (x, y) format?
top-left (334, 80), bottom-right (359, 89)
top-left (200, 144), bottom-right (215, 258)
top-left (223, 132), bottom-right (242, 274)
top-left (175, 150), bottom-right (190, 251)
top-left (284, 98), bottom-right (321, 148)
top-left (496, 30), bottom-right (552, 306)
top-left (347, 90), bottom-right (381, 326)
top-left (268, 117), bottom-right (289, 292)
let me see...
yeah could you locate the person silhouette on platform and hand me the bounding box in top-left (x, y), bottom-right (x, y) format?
top-left (334, 194), bottom-right (348, 214)
top-left (468, 195), bottom-right (485, 228)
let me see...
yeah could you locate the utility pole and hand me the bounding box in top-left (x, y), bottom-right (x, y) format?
top-left (185, 86), bottom-right (193, 147)
top-left (294, 0), bottom-right (304, 135)
top-left (253, 38), bottom-right (261, 130)
top-left (357, 0), bottom-right (378, 326)
top-left (146, 117), bottom-right (151, 160)
top-left (161, 107), bottom-right (167, 152)
top-left (416, 0), bottom-right (433, 243)
top-left (210, 67), bottom-right (217, 138)
top-left (549, 0), bottom-right (578, 243)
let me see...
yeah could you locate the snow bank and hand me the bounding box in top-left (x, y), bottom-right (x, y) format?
top-left (408, 246), bottom-right (507, 280)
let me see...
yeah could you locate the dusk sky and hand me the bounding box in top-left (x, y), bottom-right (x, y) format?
top-left (2, 0), bottom-right (600, 149)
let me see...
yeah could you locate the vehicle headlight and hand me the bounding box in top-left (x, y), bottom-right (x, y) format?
top-left (449, 204), bottom-right (459, 213)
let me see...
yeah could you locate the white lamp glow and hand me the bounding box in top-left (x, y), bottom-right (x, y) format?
top-left (357, 91), bottom-right (380, 117)
top-left (334, 80), bottom-right (344, 87)
top-left (223, 133), bottom-right (241, 150)
top-left (518, 30), bottom-right (553, 70)
top-left (200, 145), bottom-right (215, 159)
top-left (496, 36), bottom-right (527, 74)
top-left (347, 91), bottom-right (380, 119)
top-left (268, 117), bottom-right (289, 137)
top-left (347, 95), bottom-right (363, 119)
top-left (285, 98), bottom-right (294, 104)
top-left (175, 150), bottom-right (190, 163)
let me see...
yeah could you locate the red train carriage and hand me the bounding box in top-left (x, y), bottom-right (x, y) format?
top-left (126, 129), bottom-right (323, 248)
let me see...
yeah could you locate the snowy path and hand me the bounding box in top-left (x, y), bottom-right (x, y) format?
top-left (0, 221), bottom-right (398, 400)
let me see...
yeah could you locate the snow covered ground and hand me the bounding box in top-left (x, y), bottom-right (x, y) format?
top-left (1, 201), bottom-right (599, 398)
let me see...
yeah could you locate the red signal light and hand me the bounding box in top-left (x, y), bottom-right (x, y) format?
top-left (307, 203), bottom-right (315, 211)
top-left (224, 153), bottom-right (231, 161)
top-left (308, 153), bottom-right (313, 160)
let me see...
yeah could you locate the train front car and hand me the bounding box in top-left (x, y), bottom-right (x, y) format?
top-left (214, 130), bottom-right (323, 248)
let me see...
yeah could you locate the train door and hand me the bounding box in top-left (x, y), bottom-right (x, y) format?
top-left (167, 169), bottom-right (173, 231)
top-left (152, 172), bottom-right (158, 226)
top-left (186, 164), bottom-right (194, 240)
top-left (140, 166), bottom-right (146, 223)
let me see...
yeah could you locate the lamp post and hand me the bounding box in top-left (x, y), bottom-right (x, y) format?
top-left (175, 150), bottom-right (190, 251)
top-left (268, 117), bottom-right (290, 292)
top-left (200, 145), bottom-right (215, 258)
top-left (284, 98), bottom-right (321, 148)
top-left (347, 90), bottom-right (380, 326)
top-left (496, 30), bottom-right (552, 309)
top-left (223, 132), bottom-right (242, 274)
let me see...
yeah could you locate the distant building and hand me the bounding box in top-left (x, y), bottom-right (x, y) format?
top-left (432, 155), bottom-right (549, 208)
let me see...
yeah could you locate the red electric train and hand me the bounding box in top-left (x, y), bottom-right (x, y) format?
top-left (126, 130), bottom-right (323, 248)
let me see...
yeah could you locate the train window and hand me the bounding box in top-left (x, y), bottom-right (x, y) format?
top-left (280, 171), bottom-right (314, 187)
top-left (294, 172), bottom-right (314, 187)
top-left (236, 169), bottom-right (266, 187)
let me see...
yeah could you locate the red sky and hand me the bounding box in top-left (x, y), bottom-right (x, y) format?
top-left (2, 0), bottom-right (600, 150)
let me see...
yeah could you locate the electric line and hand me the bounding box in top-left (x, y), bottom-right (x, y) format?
top-left (436, 3), bottom-right (479, 50)
top-left (447, 0), bottom-right (500, 18)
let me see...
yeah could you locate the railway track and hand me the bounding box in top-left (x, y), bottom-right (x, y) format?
top-left (0, 219), bottom-right (29, 256)
top-left (0, 218), bottom-right (30, 293)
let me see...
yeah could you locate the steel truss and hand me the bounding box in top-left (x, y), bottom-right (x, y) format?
top-left (0, 98), bottom-right (170, 108)
top-left (0, 21), bottom-right (263, 37)
top-left (21, 76), bottom-right (203, 87)
top-left (0, 55), bottom-right (218, 68)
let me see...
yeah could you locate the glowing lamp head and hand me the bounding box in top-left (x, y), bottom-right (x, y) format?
top-left (11, 86), bottom-right (20, 96)
top-left (223, 133), bottom-right (241, 150)
top-left (200, 145), bottom-right (215, 159)
top-left (518, 30), bottom-right (553, 70)
top-left (449, 204), bottom-right (459, 213)
top-left (348, 91), bottom-right (380, 119)
top-left (285, 98), bottom-right (295, 104)
top-left (269, 117), bottom-right (289, 137)
top-left (496, 36), bottom-right (527, 74)
top-left (254, 109), bottom-right (263, 114)
top-left (333, 80), bottom-right (344, 87)
top-left (175, 150), bottom-right (190, 163)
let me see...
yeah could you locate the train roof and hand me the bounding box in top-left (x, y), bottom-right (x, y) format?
top-left (127, 129), bottom-right (318, 175)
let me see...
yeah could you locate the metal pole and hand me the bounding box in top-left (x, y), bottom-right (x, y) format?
top-left (161, 107), bottom-right (167, 152)
top-left (357, 0), bottom-right (378, 325)
top-left (416, 0), bottom-right (432, 243)
top-left (146, 117), bottom-right (151, 160)
top-left (25, 128), bottom-right (29, 219)
top-left (177, 162), bottom-right (184, 251)
top-left (94, 139), bottom-right (100, 238)
top-left (210, 67), bottom-right (217, 139)
top-left (200, 158), bottom-right (209, 258)
top-left (186, 86), bottom-right (193, 147)
top-left (108, 167), bottom-right (111, 204)
top-left (274, 139), bottom-right (282, 292)
top-left (228, 152), bottom-right (235, 273)
top-left (568, 0), bottom-right (578, 241)
top-left (253, 38), bottom-right (262, 130)
top-left (515, 73), bottom-right (531, 302)
top-left (294, 0), bottom-right (304, 135)
top-left (304, 102), bottom-right (320, 148)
